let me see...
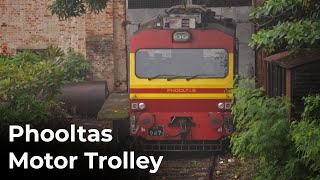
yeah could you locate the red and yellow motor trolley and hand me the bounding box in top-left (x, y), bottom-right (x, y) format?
top-left (128, 4), bottom-right (238, 151)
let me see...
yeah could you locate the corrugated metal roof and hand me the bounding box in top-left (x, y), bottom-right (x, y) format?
top-left (264, 48), bottom-right (320, 69)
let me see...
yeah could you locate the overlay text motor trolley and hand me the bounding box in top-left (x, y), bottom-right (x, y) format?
top-left (126, 3), bottom-right (239, 152)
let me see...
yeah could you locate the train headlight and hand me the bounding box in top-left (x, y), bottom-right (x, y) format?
top-left (181, 33), bottom-right (190, 40)
top-left (173, 31), bottom-right (191, 42)
top-left (218, 103), bottom-right (225, 109)
top-left (173, 33), bottom-right (182, 41)
top-left (139, 103), bottom-right (146, 109)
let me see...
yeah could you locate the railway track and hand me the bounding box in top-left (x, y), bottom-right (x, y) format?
top-left (148, 153), bottom-right (217, 180)
top-left (67, 116), bottom-right (219, 180)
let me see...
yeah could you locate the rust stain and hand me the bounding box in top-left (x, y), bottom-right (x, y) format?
top-left (1, 44), bottom-right (9, 55)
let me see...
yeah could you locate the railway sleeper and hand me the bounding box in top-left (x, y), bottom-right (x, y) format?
top-left (142, 140), bottom-right (223, 152)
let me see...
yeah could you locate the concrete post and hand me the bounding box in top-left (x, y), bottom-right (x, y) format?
top-left (113, 0), bottom-right (128, 92)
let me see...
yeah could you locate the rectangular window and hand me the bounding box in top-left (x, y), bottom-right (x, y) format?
top-left (135, 49), bottom-right (229, 79)
top-left (128, 0), bottom-right (181, 9)
top-left (128, 0), bottom-right (252, 9)
top-left (16, 49), bottom-right (45, 55)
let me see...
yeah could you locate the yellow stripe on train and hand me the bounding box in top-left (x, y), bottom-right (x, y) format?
top-left (130, 93), bottom-right (233, 100)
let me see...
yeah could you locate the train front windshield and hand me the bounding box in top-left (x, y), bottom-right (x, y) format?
top-left (135, 49), bottom-right (229, 79)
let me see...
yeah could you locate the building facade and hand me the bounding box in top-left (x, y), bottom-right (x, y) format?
top-left (0, 0), bottom-right (127, 92)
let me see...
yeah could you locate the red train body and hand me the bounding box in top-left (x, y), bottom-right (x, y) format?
top-left (128, 4), bottom-right (238, 151)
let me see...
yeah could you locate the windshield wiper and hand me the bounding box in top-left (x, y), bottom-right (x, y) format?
top-left (167, 75), bottom-right (189, 81)
top-left (148, 74), bottom-right (218, 81)
top-left (186, 74), bottom-right (217, 81)
top-left (148, 74), bottom-right (175, 80)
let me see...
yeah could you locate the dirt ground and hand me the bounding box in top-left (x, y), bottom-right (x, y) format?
top-left (65, 116), bottom-right (257, 180)
top-left (213, 154), bottom-right (255, 180)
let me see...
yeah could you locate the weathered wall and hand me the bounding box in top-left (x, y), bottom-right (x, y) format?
top-left (113, 0), bottom-right (128, 92)
top-left (86, 35), bottom-right (114, 89)
top-left (0, 0), bottom-right (86, 54)
top-left (0, 0), bottom-right (127, 92)
top-left (84, 1), bottom-right (115, 92)
top-left (126, 6), bottom-right (255, 76)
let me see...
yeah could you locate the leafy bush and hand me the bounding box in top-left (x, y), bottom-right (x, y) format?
top-left (39, 45), bottom-right (64, 63)
top-left (0, 46), bottom-right (92, 127)
top-left (62, 48), bottom-right (91, 83)
top-left (249, 0), bottom-right (320, 53)
top-left (0, 52), bottom-right (63, 100)
top-left (0, 96), bottom-right (61, 125)
top-left (231, 78), bottom-right (291, 159)
top-left (291, 95), bottom-right (320, 178)
top-left (231, 78), bottom-right (320, 180)
top-left (301, 95), bottom-right (320, 121)
top-left (39, 45), bottom-right (92, 83)
top-left (49, 0), bottom-right (108, 20)
top-left (0, 51), bottom-right (64, 126)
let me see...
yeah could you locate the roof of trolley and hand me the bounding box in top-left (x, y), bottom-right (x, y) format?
top-left (134, 4), bottom-right (236, 36)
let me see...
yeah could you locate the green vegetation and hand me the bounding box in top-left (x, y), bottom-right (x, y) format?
top-left (49, 0), bottom-right (108, 20)
top-left (0, 51), bottom-right (64, 126)
top-left (231, 78), bottom-right (320, 180)
top-left (249, 0), bottom-right (320, 54)
top-left (63, 48), bottom-right (91, 83)
top-left (244, 1), bottom-right (320, 177)
top-left (0, 46), bottom-right (91, 126)
top-left (291, 95), bottom-right (320, 177)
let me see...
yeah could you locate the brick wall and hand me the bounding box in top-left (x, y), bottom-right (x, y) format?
top-left (0, 0), bottom-right (86, 54)
top-left (0, 0), bottom-right (127, 92)
top-left (113, 0), bottom-right (127, 92)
